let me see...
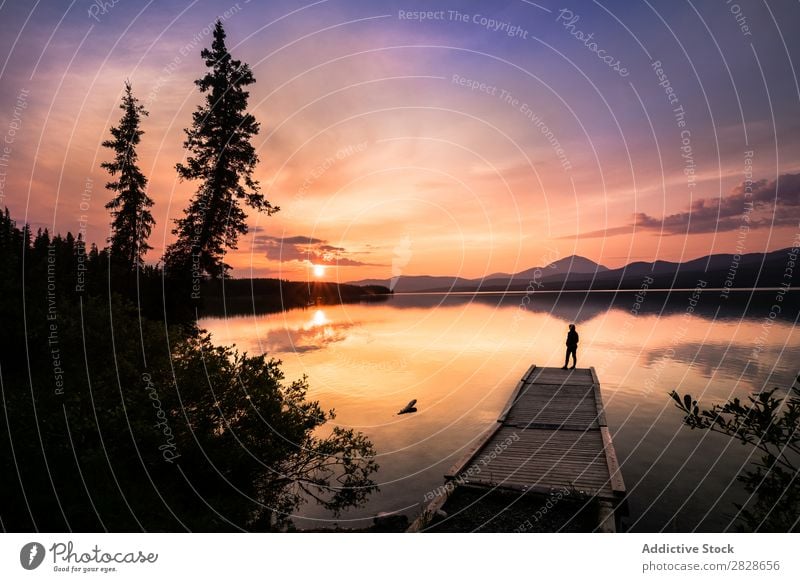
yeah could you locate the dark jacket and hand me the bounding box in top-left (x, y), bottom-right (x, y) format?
top-left (566, 330), bottom-right (579, 348)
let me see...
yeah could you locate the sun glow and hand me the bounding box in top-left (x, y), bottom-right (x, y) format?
top-left (312, 264), bottom-right (326, 278)
top-left (311, 309), bottom-right (328, 327)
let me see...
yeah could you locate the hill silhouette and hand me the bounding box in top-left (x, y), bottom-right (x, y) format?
top-left (347, 249), bottom-right (794, 293)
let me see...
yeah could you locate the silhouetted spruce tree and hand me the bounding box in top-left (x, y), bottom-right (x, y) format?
top-left (102, 81), bottom-right (154, 271)
top-left (164, 20), bottom-right (276, 279)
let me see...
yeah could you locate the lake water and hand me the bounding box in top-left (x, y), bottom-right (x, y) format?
top-left (199, 290), bottom-right (799, 532)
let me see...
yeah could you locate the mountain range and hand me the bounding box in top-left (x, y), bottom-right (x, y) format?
top-left (348, 248), bottom-right (796, 293)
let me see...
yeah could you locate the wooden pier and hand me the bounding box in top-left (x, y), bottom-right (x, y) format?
top-left (409, 365), bottom-right (625, 532)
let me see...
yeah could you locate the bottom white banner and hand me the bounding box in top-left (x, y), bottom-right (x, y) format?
top-left (0, 533), bottom-right (795, 581)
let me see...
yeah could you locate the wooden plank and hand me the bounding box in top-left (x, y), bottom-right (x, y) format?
top-left (592, 384), bottom-right (607, 426)
top-left (466, 478), bottom-right (612, 495)
top-left (528, 367), bottom-right (593, 385)
top-left (479, 452), bottom-right (609, 464)
top-left (590, 367), bottom-right (608, 426)
top-left (485, 435), bottom-right (602, 449)
top-left (458, 482), bottom-right (581, 497)
top-left (462, 478), bottom-right (611, 499)
top-left (505, 383), bottom-right (596, 428)
top-left (525, 378), bottom-right (588, 385)
top-left (461, 465), bottom-right (611, 484)
top-left (503, 421), bottom-right (600, 431)
top-left (505, 415), bottom-right (599, 430)
top-left (507, 402), bottom-right (596, 412)
top-left (471, 471), bottom-right (611, 488)
top-left (601, 426), bottom-right (626, 495)
top-left (458, 426), bottom-right (616, 500)
top-left (482, 457), bottom-right (608, 468)
top-left (476, 458), bottom-right (609, 473)
top-left (483, 467), bottom-right (608, 478)
top-left (527, 377), bottom-right (594, 387)
top-left (513, 384), bottom-right (595, 397)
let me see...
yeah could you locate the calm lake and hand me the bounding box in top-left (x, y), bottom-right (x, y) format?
top-left (199, 290), bottom-right (799, 532)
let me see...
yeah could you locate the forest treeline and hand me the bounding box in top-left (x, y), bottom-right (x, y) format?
top-left (0, 21), bottom-right (379, 532)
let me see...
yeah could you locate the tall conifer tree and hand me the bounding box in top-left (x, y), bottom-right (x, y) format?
top-left (165, 21), bottom-right (276, 279)
top-left (102, 81), bottom-right (154, 271)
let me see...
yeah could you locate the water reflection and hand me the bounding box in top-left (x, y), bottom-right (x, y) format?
top-left (200, 291), bottom-right (799, 531)
top-left (641, 342), bottom-right (792, 382)
top-left (243, 308), bottom-right (356, 354)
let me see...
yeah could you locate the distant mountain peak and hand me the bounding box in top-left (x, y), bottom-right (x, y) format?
top-left (510, 255), bottom-right (608, 279)
top-left (543, 255), bottom-right (609, 273)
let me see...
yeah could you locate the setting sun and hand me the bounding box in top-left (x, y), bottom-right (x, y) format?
top-left (312, 264), bottom-right (326, 278)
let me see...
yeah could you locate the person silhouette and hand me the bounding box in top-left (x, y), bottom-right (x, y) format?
top-left (562, 324), bottom-right (579, 370)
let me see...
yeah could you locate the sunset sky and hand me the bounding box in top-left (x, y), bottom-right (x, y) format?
top-left (1, 0), bottom-right (799, 281)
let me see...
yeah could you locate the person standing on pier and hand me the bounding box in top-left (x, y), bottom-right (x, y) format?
top-left (562, 324), bottom-right (579, 370)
